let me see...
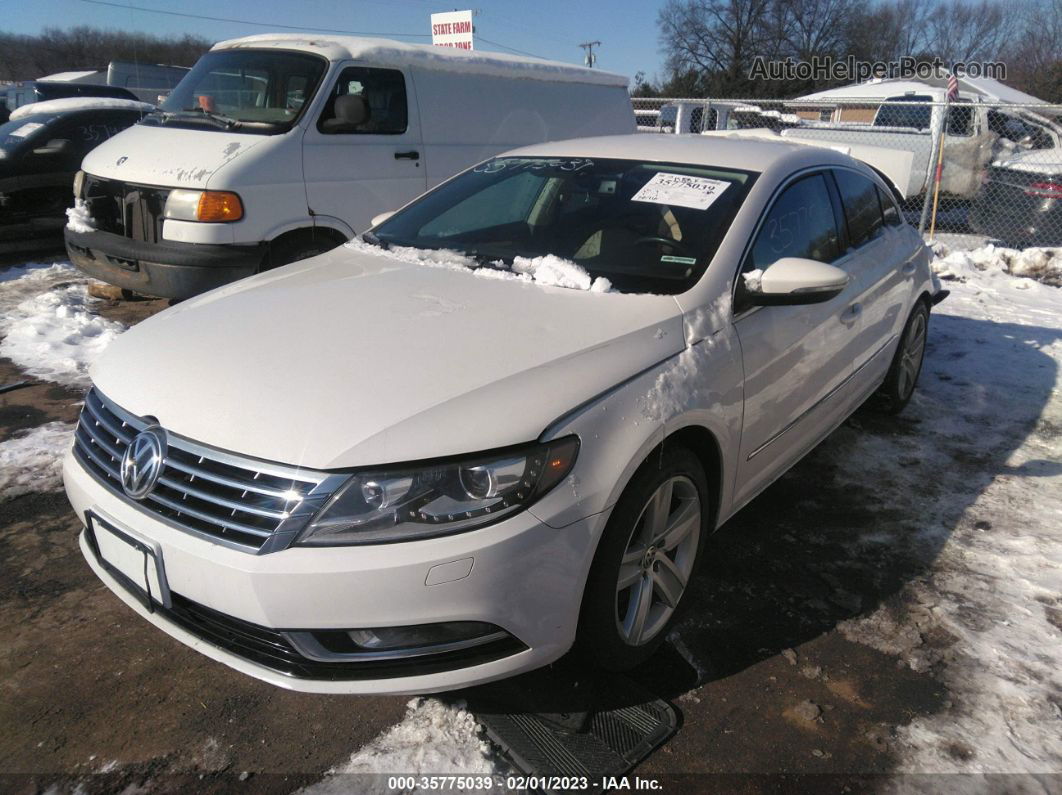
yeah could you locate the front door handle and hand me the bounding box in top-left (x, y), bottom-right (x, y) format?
top-left (394, 150), bottom-right (420, 160)
top-left (842, 302), bottom-right (862, 323)
top-left (901, 261), bottom-right (917, 275)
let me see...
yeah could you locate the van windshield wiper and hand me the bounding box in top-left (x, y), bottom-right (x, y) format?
top-left (150, 109), bottom-right (243, 130)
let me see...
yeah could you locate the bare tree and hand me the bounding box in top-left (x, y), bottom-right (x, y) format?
top-left (658, 0), bottom-right (779, 94)
top-left (926, 0), bottom-right (1016, 62)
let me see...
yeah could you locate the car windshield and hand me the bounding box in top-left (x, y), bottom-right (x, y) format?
top-left (150, 49), bottom-right (327, 134)
top-left (372, 156), bottom-right (757, 294)
top-left (0, 113), bottom-right (55, 156)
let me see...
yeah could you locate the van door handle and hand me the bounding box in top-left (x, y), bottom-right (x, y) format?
top-left (394, 150), bottom-right (420, 160)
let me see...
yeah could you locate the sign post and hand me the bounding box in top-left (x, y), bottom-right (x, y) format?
top-left (431, 10), bottom-right (475, 50)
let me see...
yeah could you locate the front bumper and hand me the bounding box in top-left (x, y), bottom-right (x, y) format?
top-left (64, 450), bottom-right (599, 694)
top-left (65, 227), bottom-right (265, 299)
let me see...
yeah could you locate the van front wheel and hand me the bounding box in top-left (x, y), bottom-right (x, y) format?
top-left (262, 232), bottom-right (343, 272)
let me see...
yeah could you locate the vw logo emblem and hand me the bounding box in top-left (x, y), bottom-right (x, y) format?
top-left (120, 427), bottom-right (167, 500)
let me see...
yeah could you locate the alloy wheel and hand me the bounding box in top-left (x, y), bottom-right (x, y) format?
top-left (615, 475), bottom-right (701, 646)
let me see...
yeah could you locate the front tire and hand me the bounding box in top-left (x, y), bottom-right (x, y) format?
top-left (576, 447), bottom-right (707, 671)
top-left (876, 301), bottom-right (929, 414)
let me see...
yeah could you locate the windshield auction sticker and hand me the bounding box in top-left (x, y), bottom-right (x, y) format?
top-left (632, 172), bottom-right (730, 211)
top-left (7, 122), bottom-right (44, 139)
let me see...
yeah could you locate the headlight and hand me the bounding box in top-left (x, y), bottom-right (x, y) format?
top-left (296, 437), bottom-right (579, 546)
top-left (73, 169), bottom-right (85, 198)
top-left (164, 189), bottom-right (243, 222)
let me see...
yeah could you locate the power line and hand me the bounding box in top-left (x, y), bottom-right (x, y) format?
top-left (78, 0), bottom-right (433, 38)
top-left (476, 35), bottom-right (546, 60)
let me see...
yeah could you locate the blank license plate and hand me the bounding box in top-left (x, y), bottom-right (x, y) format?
top-left (90, 515), bottom-right (166, 609)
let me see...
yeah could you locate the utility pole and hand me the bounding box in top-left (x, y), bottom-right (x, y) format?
top-left (578, 41), bottom-right (600, 68)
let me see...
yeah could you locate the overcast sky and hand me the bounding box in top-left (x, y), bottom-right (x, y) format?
top-left (5, 0), bottom-right (665, 81)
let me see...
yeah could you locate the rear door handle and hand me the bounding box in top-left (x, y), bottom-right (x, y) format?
top-left (394, 150), bottom-right (420, 160)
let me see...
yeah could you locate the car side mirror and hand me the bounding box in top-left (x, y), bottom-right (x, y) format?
top-left (370, 210), bottom-right (395, 228)
top-left (32, 138), bottom-right (74, 157)
top-left (742, 257), bottom-right (849, 306)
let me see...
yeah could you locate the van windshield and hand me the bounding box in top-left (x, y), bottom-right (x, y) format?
top-left (372, 156), bottom-right (757, 295)
top-left (149, 50), bottom-right (327, 134)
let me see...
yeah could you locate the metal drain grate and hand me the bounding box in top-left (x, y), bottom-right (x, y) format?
top-left (470, 673), bottom-right (677, 793)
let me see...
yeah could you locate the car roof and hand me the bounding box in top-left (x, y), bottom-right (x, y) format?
top-left (211, 34), bottom-right (628, 87)
top-left (501, 133), bottom-right (861, 177)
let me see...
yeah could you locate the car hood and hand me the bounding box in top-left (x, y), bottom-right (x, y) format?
top-left (91, 246), bottom-right (685, 469)
top-left (80, 123), bottom-right (266, 189)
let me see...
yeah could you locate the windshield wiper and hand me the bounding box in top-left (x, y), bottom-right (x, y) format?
top-left (152, 109), bottom-right (242, 130)
top-left (361, 231), bottom-right (389, 249)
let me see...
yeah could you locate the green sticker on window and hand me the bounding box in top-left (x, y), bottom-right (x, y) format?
top-left (661, 255), bottom-right (697, 265)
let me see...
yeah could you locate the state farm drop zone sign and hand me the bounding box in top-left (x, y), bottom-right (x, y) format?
top-left (431, 10), bottom-right (475, 50)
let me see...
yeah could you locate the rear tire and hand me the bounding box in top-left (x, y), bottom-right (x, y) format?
top-left (575, 447), bottom-right (708, 671)
top-left (876, 301), bottom-right (929, 415)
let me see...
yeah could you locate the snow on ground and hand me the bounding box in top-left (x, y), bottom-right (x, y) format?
top-left (0, 262), bottom-right (125, 388)
top-left (300, 699), bottom-right (497, 793)
top-left (0, 422), bottom-right (74, 501)
top-left (835, 244), bottom-right (1062, 776)
top-left (345, 238), bottom-right (613, 292)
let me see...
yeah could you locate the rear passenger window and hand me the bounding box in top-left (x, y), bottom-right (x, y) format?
top-left (318, 66), bottom-right (407, 135)
top-left (746, 173), bottom-right (840, 270)
top-left (877, 185), bottom-right (902, 227)
top-left (834, 170), bottom-right (884, 248)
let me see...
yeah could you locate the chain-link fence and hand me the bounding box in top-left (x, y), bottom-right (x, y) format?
top-left (632, 96), bottom-right (1062, 253)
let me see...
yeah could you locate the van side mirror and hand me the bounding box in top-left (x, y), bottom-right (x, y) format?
top-left (370, 210), bottom-right (395, 228)
top-left (321, 94), bottom-right (369, 133)
top-left (742, 257), bottom-right (849, 306)
top-left (32, 138), bottom-right (74, 157)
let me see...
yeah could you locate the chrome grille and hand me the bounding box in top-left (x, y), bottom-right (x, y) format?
top-left (73, 388), bottom-right (345, 554)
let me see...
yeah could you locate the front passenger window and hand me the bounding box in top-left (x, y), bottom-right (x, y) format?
top-left (745, 173), bottom-right (840, 271)
top-left (318, 67), bottom-right (408, 135)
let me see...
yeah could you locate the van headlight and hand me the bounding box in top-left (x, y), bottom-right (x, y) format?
top-left (296, 437), bottom-right (579, 545)
top-left (164, 189), bottom-right (244, 223)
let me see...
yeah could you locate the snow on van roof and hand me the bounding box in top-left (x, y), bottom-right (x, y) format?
top-left (9, 97), bottom-right (155, 121)
top-left (211, 34), bottom-right (628, 87)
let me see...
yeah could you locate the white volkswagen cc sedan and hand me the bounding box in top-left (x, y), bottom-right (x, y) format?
top-left (64, 134), bottom-right (938, 694)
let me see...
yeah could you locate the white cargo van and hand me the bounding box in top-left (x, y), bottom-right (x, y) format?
top-left (64, 34), bottom-right (635, 298)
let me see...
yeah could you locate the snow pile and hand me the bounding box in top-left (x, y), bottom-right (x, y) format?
top-left (345, 238), bottom-right (612, 293)
top-left (301, 699), bottom-right (496, 793)
top-left (0, 422), bottom-right (74, 501)
top-left (65, 199), bottom-right (94, 233)
top-left (512, 253), bottom-right (612, 292)
top-left (835, 242), bottom-right (1062, 774)
top-left (932, 242), bottom-right (1062, 287)
top-left (10, 96), bottom-right (155, 120)
top-left (741, 268), bottom-right (764, 291)
top-left (0, 262), bottom-right (125, 388)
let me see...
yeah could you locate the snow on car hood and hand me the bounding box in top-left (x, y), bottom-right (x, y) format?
top-left (90, 246), bottom-right (684, 469)
top-left (80, 123), bottom-right (265, 188)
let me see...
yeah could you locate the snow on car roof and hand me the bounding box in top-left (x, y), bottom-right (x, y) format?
top-left (37, 71), bottom-right (101, 82)
top-left (9, 97), bottom-right (155, 121)
top-left (211, 34), bottom-right (628, 87)
top-left (503, 132), bottom-right (857, 174)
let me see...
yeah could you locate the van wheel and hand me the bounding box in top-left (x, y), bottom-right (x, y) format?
top-left (576, 447), bottom-right (707, 671)
top-left (876, 301), bottom-right (929, 414)
top-left (262, 233), bottom-right (343, 272)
